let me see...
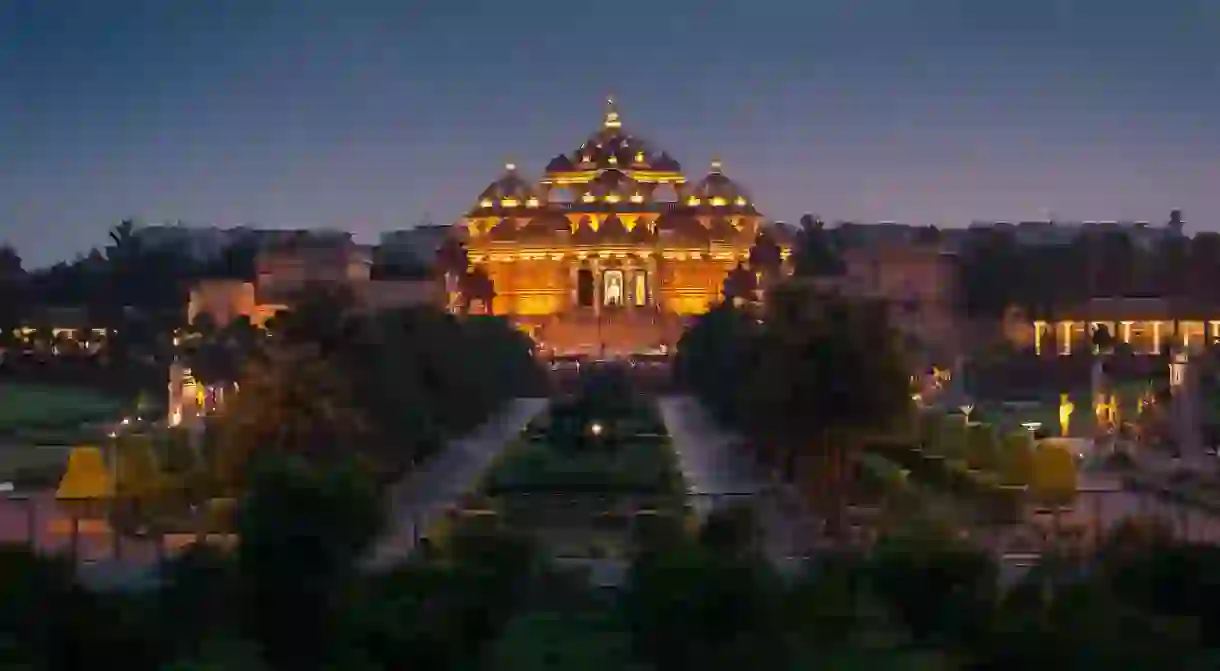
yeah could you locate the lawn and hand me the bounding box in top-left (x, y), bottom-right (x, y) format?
top-left (0, 382), bottom-right (124, 432)
top-left (0, 382), bottom-right (125, 486)
top-left (467, 394), bottom-right (689, 558)
top-left (485, 437), bottom-right (683, 495)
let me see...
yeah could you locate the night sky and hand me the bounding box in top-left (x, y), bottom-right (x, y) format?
top-left (3, 0), bottom-right (1218, 266)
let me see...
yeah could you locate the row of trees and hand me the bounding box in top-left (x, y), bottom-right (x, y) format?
top-left (191, 285), bottom-right (546, 487)
top-left (675, 282), bottom-right (913, 533)
top-left (6, 464), bottom-right (1220, 669)
top-left (752, 212), bottom-right (1220, 323)
top-left (0, 221), bottom-right (251, 352)
top-left (954, 221), bottom-right (1220, 320)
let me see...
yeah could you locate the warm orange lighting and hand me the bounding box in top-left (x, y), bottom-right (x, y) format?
top-left (455, 101), bottom-right (767, 351)
top-left (480, 199), bottom-right (493, 208)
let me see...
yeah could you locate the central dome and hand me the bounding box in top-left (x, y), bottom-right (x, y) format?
top-left (543, 99), bottom-right (683, 178)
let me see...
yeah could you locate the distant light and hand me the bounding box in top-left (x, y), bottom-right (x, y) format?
top-left (590, 422), bottom-right (603, 436)
top-left (1021, 421), bottom-right (1041, 433)
top-left (121, 418), bottom-right (130, 425)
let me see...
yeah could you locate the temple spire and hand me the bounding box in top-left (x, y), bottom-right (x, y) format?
top-left (603, 95), bottom-right (621, 129)
top-left (710, 157), bottom-right (723, 173)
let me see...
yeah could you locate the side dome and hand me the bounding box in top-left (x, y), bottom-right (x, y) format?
top-left (689, 160), bottom-right (752, 205)
top-left (545, 154), bottom-right (575, 173)
top-left (473, 163), bottom-right (539, 209)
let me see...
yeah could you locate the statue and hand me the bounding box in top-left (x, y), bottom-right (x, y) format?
top-left (604, 271), bottom-right (623, 307)
top-left (1091, 357), bottom-right (1114, 433)
top-left (1169, 347), bottom-right (1203, 460)
top-left (1059, 393), bottom-right (1074, 437)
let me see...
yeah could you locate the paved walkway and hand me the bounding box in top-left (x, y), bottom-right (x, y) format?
top-left (657, 396), bottom-right (821, 565)
top-left (368, 397), bottom-right (548, 568)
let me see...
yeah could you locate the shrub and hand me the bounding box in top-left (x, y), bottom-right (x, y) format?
top-left (1030, 439), bottom-right (1078, 507)
top-left (999, 431), bottom-right (1036, 486)
top-left (965, 422), bottom-right (1000, 472)
top-left (918, 411), bottom-right (944, 455)
top-left (940, 417), bottom-right (968, 460)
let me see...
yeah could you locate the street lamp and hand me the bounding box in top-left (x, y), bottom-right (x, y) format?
top-left (959, 403), bottom-right (974, 423)
top-left (1170, 350), bottom-right (1188, 390)
top-left (590, 422), bottom-right (603, 437)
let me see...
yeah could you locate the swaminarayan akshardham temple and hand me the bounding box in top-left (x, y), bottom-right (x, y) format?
top-left (455, 99), bottom-right (790, 355)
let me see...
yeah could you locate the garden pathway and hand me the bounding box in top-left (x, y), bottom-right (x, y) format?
top-left (657, 396), bottom-right (822, 567)
top-left (369, 397), bottom-right (549, 568)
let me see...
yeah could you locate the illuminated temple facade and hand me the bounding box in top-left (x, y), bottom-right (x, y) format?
top-left (457, 101), bottom-right (788, 354)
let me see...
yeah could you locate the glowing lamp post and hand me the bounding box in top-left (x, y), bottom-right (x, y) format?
top-left (1170, 350), bottom-right (1188, 390)
top-left (959, 403), bottom-right (974, 424)
top-left (1059, 393), bottom-right (1074, 437)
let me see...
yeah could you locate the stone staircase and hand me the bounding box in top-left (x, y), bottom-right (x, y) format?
top-left (537, 309), bottom-right (681, 355)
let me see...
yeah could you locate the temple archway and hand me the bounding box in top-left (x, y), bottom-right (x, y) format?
top-left (577, 268), bottom-right (595, 307)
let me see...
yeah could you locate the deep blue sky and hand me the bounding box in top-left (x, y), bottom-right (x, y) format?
top-left (3, 0), bottom-right (1218, 266)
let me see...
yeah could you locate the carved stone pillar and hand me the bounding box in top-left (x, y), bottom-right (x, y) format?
top-left (646, 255), bottom-right (659, 310)
top-left (569, 262), bottom-right (579, 311)
top-left (591, 258), bottom-right (602, 316)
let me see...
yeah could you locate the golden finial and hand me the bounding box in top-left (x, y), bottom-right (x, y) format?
top-left (505, 160), bottom-right (517, 172)
top-left (710, 157), bottom-right (723, 173)
top-left (604, 95), bottom-right (621, 129)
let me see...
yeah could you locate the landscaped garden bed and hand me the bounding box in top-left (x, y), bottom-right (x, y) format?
top-left (860, 412), bottom-right (1078, 526)
top-left (459, 379), bottom-right (689, 558)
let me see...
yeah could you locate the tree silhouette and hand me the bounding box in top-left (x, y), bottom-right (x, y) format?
top-left (792, 214), bottom-right (844, 277)
top-left (721, 262), bottom-right (757, 306)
